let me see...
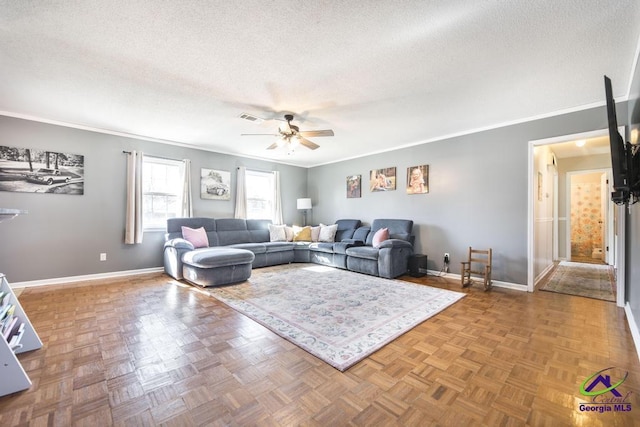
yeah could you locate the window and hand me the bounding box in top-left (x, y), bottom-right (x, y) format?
top-left (245, 169), bottom-right (275, 220)
top-left (142, 156), bottom-right (185, 229)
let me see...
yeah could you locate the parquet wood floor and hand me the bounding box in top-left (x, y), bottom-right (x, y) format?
top-left (1, 271), bottom-right (639, 426)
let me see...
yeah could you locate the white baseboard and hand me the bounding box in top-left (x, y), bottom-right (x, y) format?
top-left (425, 270), bottom-right (528, 292)
top-left (492, 280), bottom-right (529, 292)
top-left (11, 266), bottom-right (529, 292)
top-left (534, 263), bottom-right (555, 289)
top-left (10, 267), bottom-right (164, 288)
top-left (624, 303), bottom-right (640, 363)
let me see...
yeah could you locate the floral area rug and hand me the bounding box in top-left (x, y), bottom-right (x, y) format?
top-left (206, 263), bottom-right (465, 371)
top-left (540, 261), bottom-right (615, 302)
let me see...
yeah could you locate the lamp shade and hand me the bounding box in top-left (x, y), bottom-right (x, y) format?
top-left (297, 198), bottom-right (312, 210)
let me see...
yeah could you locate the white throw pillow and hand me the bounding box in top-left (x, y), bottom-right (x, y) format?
top-left (284, 225), bottom-right (294, 242)
top-left (268, 224), bottom-right (287, 242)
top-left (319, 223), bottom-right (338, 242)
top-left (311, 226), bottom-right (321, 242)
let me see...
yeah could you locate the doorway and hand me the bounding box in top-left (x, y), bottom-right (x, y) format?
top-left (567, 170), bottom-right (609, 264)
top-left (528, 128), bottom-right (625, 307)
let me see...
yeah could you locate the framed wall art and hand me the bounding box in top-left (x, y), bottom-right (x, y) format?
top-left (0, 145), bottom-right (84, 195)
top-left (347, 175), bottom-right (361, 198)
top-left (201, 168), bottom-right (231, 200)
top-left (406, 164), bottom-right (429, 194)
top-left (538, 172), bottom-right (543, 201)
top-left (369, 167), bottom-right (396, 192)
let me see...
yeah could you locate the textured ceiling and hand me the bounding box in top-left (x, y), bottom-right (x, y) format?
top-left (1, 1), bottom-right (639, 167)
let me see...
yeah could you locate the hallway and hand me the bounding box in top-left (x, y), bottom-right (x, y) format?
top-left (538, 261), bottom-right (616, 302)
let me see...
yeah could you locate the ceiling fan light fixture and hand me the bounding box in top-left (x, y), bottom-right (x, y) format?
top-left (290, 135), bottom-right (301, 148)
top-left (279, 122), bottom-right (293, 135)
top-left (242, 113), bottom-right (333, 152)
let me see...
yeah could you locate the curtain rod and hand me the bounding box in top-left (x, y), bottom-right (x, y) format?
top-left (122, 150), bottom-right (181, 162)
top-left (237, 166), bottom-right (277, 174)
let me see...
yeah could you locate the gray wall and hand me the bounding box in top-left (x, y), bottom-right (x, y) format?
top-left (627, 53), bottom-right (640, 322)
top-left (0, 102), bottom-right (628, 287)
top-left (308, 106), bottom-right (616, 285)
top-left (0, 116), bottom-right (308, 282)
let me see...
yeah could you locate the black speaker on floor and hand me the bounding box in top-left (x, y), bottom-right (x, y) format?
top-left (408, 254), bottom-right (427, 277)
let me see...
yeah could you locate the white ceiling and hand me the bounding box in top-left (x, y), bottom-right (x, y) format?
top-left (549, 135), bottom-right (610, 159)
top-left (1, 1), bottom-right (639, 168)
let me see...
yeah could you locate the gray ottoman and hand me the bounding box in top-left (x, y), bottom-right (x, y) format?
top-left (182, 247), bottom-right (255, 287)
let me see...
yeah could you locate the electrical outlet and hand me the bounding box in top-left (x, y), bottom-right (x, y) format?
top-left (444, 253), bottom-right (450, 264)
top-left (100, 253), bottom-right (107, 261)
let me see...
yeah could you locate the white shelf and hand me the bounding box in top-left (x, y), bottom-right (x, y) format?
top-left (0, 274), bottom-right (42, 396)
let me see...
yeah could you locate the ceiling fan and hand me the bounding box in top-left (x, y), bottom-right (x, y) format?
top-left (241, 114), bottom-right (334, 151)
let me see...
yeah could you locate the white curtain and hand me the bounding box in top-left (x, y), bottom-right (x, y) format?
top-left (234, 166), bottom-right (247, 218)
top-left (181, 159), bottom-right (192, 217)
top-left (124, 150), bottom-right (143, 244)
top-left (273, 171), bottom-right (283, 225)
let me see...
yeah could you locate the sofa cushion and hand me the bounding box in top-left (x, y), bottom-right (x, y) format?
top-left (372, 228), bottom-right (389, 248)
top-left (366, 219), bottom-right (413, 245)
top-left (378, 239), bottom-right (413, 249)
top-left (377, 219), bottom-right (413, 241)
top-left (168, 217), bottom-right (215, 234)
top-left (333, 241), bottom-right (363, 255)
top-left (181, 226), bottom-right (209, 248)
top-left (246, 219), bottom-right (271, 242)
top-left (167, 218), bottom-right (218, 246)
top-left (228, 242), bottom-right (267, 254)
top-left (182, 247), bottom-right (255, 268)
top-left (264, 242), bottom-right (294, 253)
top-left (309, 242), bottom-right (335, 254)
top-left (345, 246), bottom-right (379, 261)
top-left (292, 241), bottom-right (311, 262)
top-left (268, 224), bottom-right (287, 242)
top-left (165, 238), bottom-right (194, 250)
top-left (311, 226), bottom-right (321, 242)
top-left (285, 226), bottom-right (294, 241)
top-left (293, 226), bottom-right (312, 241)
top-left (334, 219), bottom-right (361, 241)
top-left (213, 219), bottom-right (250, 245)
top-left (319, 224), bottom-right (338, 242)
top-left (352, 226), bottom-right (371, 243)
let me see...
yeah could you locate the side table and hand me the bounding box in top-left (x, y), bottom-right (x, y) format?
top-left (408, 254), bottom-right (427, 277)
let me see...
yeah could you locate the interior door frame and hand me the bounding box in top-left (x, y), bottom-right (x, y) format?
top-left (565, 169), bottom-right (611, 263)
top-left (528, 127), bottom-right (625, 306)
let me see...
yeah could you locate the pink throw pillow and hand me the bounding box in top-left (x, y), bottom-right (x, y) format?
top-left (372, 228), bottom-right (389, 248)
top-left (181, 226), bottom-right (209, 248)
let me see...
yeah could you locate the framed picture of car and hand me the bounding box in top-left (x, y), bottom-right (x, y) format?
top-left (201, 168), bottom-right (231, 200)
top-left (0, 145), bottom-right (84, 195)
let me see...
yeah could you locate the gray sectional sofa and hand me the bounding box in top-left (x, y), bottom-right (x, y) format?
top-left (164, 217), bottom-right (414, 287)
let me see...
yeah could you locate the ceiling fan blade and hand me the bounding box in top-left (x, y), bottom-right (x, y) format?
top-left (266, 142), bottom-right (279, 150)
top-left (299, 137), bottom-right (320, 150)
top-left (241, 133), bottom-right (280, 136)
top-left (298, 129), bottom-right (334, 137)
